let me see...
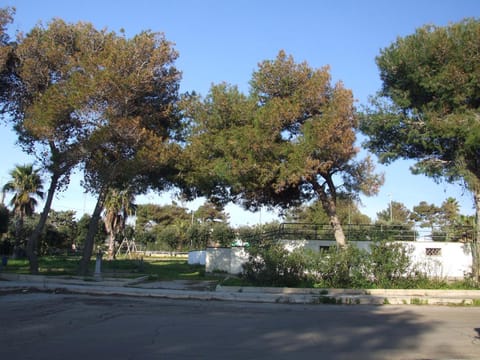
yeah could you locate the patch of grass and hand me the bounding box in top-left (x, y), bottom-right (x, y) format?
top-left (2, 257), bottom-right (81, 275)
top-left (410, 297), bottom-right (428, 305)
top-left (0, 256), bottom-right (221, 281)
top-left (447, 299), bottom-right (480, 307)
top-left (220, 276), bottom-right (251, 286)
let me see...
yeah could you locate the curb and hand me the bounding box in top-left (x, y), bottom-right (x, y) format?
top-left (1, 274), bottom-right (479, 306)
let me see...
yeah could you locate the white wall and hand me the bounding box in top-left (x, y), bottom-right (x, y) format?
top-left (206, 240), bottom-right (473, 279)
top-left (407, 241), bottom-right (472, 279)
top-left (188, 250), bottom-right (206, 265)
top-left (205, 247), bottom-right (249, 274)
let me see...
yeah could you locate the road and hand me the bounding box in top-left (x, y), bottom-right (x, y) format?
top-left (1, 291), bottom-right (479, 359)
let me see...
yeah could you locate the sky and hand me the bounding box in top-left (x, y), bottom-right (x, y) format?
top-left (1, 0), bottom-right (479, 226)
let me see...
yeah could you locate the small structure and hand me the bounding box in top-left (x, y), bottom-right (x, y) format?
top-left (115, 237), bottom-right (138, 258)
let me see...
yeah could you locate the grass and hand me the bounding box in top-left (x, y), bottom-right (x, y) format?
top-left (0, 255), bottom-right (218, 281)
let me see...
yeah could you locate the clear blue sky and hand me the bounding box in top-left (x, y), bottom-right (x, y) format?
top-left (1, 0), bottom-right (479, 226)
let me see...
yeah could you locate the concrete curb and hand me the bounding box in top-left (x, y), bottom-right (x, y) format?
top-left (1, 273), bottom-right (479, 305)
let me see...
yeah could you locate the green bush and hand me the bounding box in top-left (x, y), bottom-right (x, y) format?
top-left (369, 240), bottom-right (414, 287)
top-left (313, 246), bottom-right (370, 288)
top-left (186, 223), bottom-right (210, 249)
top-left (211, 223), bottom-right (235, 247)
top-left (242, 243), bottom-right (311, 287)
top-left (241, 240), bottom-right (421, 288)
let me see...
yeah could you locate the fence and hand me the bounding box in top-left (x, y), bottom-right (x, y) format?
top-left (275, 223), bottom-right (474, 243)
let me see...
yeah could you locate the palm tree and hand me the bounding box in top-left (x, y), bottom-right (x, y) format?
top-left (2, 164), bottom-right (44, 257)
top-left (103, 188), bottom-right (136, 260)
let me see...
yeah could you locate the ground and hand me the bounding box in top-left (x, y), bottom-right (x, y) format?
top-left (1, 292), bottom-right (479, 359)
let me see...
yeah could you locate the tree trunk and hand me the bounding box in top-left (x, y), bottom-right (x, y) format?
top-left (315, 183), bottom-right (347, 247)
top-left (26, 171), bottom-right (60, 275)
top-left (329, 213), bottom-right (347, 247)
top-left (13, 215), bottom-right (24, 259)
top-left (107, 232), bottom-right (115, 260)
top-left (78, 186), bottom-right (108, 276)
top-left (472, 189), bottom-right (480, 283)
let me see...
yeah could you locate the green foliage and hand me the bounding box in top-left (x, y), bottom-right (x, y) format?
top-left (156, 225), bottom-right (182, 251)
top-left (286, 197), bottom-right (371, 225)
top-left (185, 223), bottom-right (211, 249)
top-left (183, 51), bottom-right (383, 246)
top-left (369, 240), bottom-right (413, 287)
top-left (360, 19), bottom-right (480, 281)
top-left (313, 246), bottom-right (371, 288)
top-left (376, 201), bottom-right (413, 226)
top-left (242, 243), bottom-right (311, 287)
top-left (75, 214), bottom-right (107, 249)
top-left (241, 240), bottom-right (428, 289)
top-left (136, 203), bottom-right (191, 231)
top-left (1, 256), bottom-right (210, 280)
top-left (2, 164), bottom-right (44, 218)
top-left (211, 223), bottom-right (235, 247)
top-left (194, 201), bottom-right (228, 223)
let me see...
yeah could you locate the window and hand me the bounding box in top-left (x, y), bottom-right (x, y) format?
top-left (425, 248), bottom-right (441, 256)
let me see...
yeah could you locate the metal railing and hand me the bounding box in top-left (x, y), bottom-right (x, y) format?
top-left (244, 223), bottom-right (475, 243)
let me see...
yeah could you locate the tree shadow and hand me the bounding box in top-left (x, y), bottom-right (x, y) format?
top-left (1, 295), bottom-right (474, 360)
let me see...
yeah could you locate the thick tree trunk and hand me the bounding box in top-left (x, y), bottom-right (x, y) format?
top-left (107, 232), bottom-right (115, 260)
top-left (315, 182), bottom-right (347, 247)
top-left (26, 172), bottom-right (60, 274)
top-left (329, 213), bottom-right (347, 247)
top-left (78, 187), bottom-right (108, 276)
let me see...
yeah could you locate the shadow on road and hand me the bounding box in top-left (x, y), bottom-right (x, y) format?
top-left (0, 293), bottom-right (476, 359)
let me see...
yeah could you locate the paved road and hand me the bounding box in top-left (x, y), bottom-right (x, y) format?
top-left (1, 292), bottom-right (479, 359)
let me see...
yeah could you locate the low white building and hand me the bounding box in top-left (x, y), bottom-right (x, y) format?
top-left (196, 240), bottom-right (473, 279)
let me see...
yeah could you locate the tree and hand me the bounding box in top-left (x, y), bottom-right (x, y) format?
top-left (287, 196), bottom-right (371, 225)
top-left (2, 19), bottom-right (111, 273)
top-left (376, 201), bottom-right (413, 226)
top-left (0, 6), bottom-right (15, 106)
top-left (194, 201), bottom-right (228, 223)
top-left (182, 51), bottom-right (383, 247)
top-left (44, 210), bottom-right (77, 253)
top-left (136, 203), bottom-right (190, 231)
top-left (74, 214), bottom-right (107, 251)
top-left (438, 197), bottom-right (460, 228)
top-left (360, 18), bottom-right (480, 280)
top-left (2, 164), bottom-right (44, 257)
top-left (77, 29), bottom-right (182, 275)
top-left (103, 188), bottom-right (136, 259)
top-left (411, 201), bottom-right (441, 231)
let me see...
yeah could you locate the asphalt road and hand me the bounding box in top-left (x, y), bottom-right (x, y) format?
top-left (1, 292), bottom-right (479, 359)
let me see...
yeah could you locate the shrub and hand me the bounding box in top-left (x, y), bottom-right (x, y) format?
top-left (241, 239), bottom-right (442, 289)
top-left (312, 246), bottom-right (370, 288)
top-left (369, 240), bottom-right (413, 287)
top-left (186, 223), bottom-right (211, 249)
top-left (211, 223), bottom-right (235, 247)
top-left (242, 243), bottom-right (310, 287)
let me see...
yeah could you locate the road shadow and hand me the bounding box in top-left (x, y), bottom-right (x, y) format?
top-left (0, 294), bottom-right (475, 360)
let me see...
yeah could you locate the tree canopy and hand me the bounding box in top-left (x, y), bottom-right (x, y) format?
top-left (360, 18), bottom-right (480, 280)
top-left (361, 18), bottom-right (480, 206)
top-left (182, 51), bottom-right (383, 246)
top-left (0, 13), bottom-right (183, 274)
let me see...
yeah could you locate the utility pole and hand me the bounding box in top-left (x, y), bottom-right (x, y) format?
top-left (389, 193), bottom-right (393, 223)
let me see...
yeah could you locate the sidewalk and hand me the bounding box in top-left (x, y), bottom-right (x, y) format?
top-left (1, 273), bottom-right (480, 305)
